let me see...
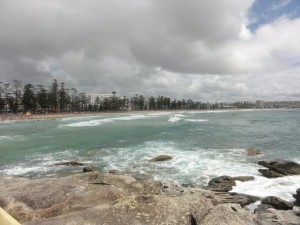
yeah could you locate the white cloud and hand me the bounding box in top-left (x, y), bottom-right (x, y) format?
top-left (268, 0), bottom-right (292, 11)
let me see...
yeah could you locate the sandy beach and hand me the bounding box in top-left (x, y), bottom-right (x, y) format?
top-left (0, 110), bottom-right (177, 124)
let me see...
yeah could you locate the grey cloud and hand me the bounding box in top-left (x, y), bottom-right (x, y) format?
top-left (0, 0), bottom-right (299, 101)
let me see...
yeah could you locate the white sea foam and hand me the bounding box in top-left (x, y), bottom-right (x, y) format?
top-left (185, 119), bottom-right (208, 122)
top-left (113, 114), bottom-right (149, 121)
top-left (187, 110), bottom-right (232, 114)
top-left (232, 175), bottom-right (300, 202)
top-left (0, 136), bottom-right (14, 140)
top-left (147, 112), bottom-right (172, 116)
top-left (60, 116), bottom-right (101, 121)
top-left (168, 116), bottom-right (182, 123)
top-left (60, 114), bottom-right (152, 127)
top-left (1, 165), bottom-right (49, 176)
top-left (172, 114), bottom-right (186, 118)
top-left (0, 135), bottom-right (27, 142)
top-left (61, 119), bottom-right (105, 127)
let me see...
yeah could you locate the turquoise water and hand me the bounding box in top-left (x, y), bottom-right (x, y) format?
top-left (0, 109), bottom-right (299, 201)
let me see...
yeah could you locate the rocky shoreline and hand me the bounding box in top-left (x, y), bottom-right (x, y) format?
top-left (0, 158), bottom-right (300, 225)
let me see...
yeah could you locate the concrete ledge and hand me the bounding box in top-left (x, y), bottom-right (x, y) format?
top-left (0, 207), bottom-right (21, 225)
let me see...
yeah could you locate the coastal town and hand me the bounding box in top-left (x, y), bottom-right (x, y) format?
top-left (1, 80), bottom-right (299, 117)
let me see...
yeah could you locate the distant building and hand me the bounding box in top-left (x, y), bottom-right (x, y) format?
top-left (256, 100), bottom-right (264, 109)
top-left (89, 93), bottom-right (114, 104)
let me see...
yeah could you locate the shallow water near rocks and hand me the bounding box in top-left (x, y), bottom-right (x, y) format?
top-left (0, 109), bottom-right (299, 202)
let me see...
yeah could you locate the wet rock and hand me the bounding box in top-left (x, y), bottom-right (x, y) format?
top-left (83, 166), bottom-right (100, 173)
top-left (258, 160), bottom-right (300, 176)
top-left (148, 155), bottom-right (172, 162)
top-left (246, 148), bottom-right (262, 156)
top-left (233, 193), bottom-right (261, 205)
top-left (54, 161), bottom-right (85, 166)
top-left (205, 176), bottom-right (236, 193)
top-left (181, 183), bottom-right (195, 188)
top-left (258, 169), bottom-right (284, 178)
top-left (204, 185), bottom-right (233, 192)
top-left (208, 176), bottom-right (236, 187)
top-left (214, 192), bottom-right (261, 206)
top-left (261, 196), bottom-right (293, 210)
top-left (233, 176), bottom-right (255, 182)
top-left (292, 188), bottom-right (300, 206)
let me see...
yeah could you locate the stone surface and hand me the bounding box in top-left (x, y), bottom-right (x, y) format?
top-left (200, 204), bottom-right (256, 225)
top-left (83, 166), bottom-right (100, 173)
top-left (24, 194), bottom-right (214, 225)
top-left (254, 204), bottom-right (275, 214)
top-left (233, 176), bottom-right (255, 182)
top-left (54, 161), bottom-right (85, 166)
top-left (208, 176), bottom-right (236, 188)
top-left (0, 171), bottom-right (299, 225)
top-left (292, 188), bottom-right (300, 206)
top-left (258, 160), bottom-right (300, 176)
top-left (261, 196), bottom-right (293, 210)
top-left (255, 205), bottom-right (300, 225)
top-left (148, 155), bottom-right (173, 162)
top-left (246, 148), bottom-right (262, 156)
top-left (258, 169), bottom-right (284, 178)
top-left (214, 192), bottom-right (261, 206)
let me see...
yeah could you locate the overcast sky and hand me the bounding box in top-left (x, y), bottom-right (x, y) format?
top-left (1, 0), bottom-right (300, 101)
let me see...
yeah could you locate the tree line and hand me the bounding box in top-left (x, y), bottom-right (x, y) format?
top-left (0, 79), bottom-right (255, 114)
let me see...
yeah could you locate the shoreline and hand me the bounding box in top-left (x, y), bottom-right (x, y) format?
top-left (0, 108), bottom-right (279, 125)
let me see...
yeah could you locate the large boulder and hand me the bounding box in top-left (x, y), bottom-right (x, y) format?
top-left (261, 196), bottom-right (293, 210)
top-left (214, 192), bottom-right (261, 206)
top-left (208, 176), bottom-right (236, 187)
top-left (148, 155), bottom-right (172, 162)
top-left (292, 188), bottom-right (300, 206)
top-left (83, 166), bottom-right (100, 173)
top-left (54, 161), bottom-right (85, 166)
top-left (258, 160), bottom-right (300, 177)
top-left (258, 169), bottom-right (284, 178)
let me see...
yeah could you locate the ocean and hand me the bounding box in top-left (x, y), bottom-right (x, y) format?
top-left (0, 109), bottom-right (299, 202)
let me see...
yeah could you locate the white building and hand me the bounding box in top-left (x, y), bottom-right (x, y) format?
top-left (89, 93), bottom-right (114, 104)
top-left (256, 100), bottom-right (264, 109)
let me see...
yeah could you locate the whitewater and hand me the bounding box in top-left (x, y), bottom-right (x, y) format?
top-left (0, 109), bottom-right (299, 202)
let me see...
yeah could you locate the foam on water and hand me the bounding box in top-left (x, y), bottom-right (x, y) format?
top-left (99, 141), bottom-right (257, 184)
top-left (1, 165), bottom-right (49, 176)
top-left (60, 114), bottom-right (152, 127)
top-left (0, 149), bottom-right (91, 177)
top-left (0, 135), bottom-right (27, 142)
top-left (61, 119), bottom-right (105, 127)
top-left (172, 114), bottom-right (186, 117)
top-left (168, 116), bottom-right (182, 123)
top-left (112, 114), bottom-right (149, 121)
top-left (185, 119), bottom-right (208, 122)
top-left (96, 142), bottom-right (300, 201)
top-left (60, 116), bottom-right (102, 122)
top-left (232, 175), bottom-right (300, 202)
top-left (147, 112), bottom-right (172, 116)
top-left (0, 136), bottom-right (14, 140)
